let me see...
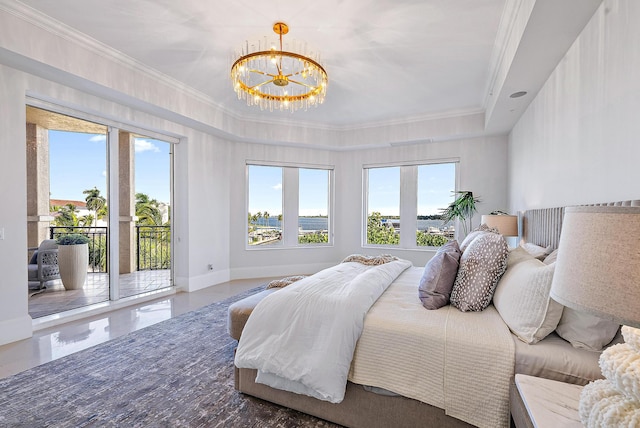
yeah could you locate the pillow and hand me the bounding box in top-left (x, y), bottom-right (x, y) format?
top-left (493, 258), bottom-right (563, 343)
top-left (507, 246), bottom-right (536, 268)
top-left (543, 249), bottom-right (558, 265)
top-left (266, 275), bottom-right (307, 289)
top-left (459, 224), bottom-right (500, 253)
top-left (555, 308), bottom-right (620, 351)
top-left (418, 240), bottom-right (461, 310)
top-left (450, 232), bottom-right (508, 312)
top-left (519, 240), bottom-right (553, 261)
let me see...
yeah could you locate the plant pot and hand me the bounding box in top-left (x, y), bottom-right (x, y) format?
top-left (58, 243), bottom-right (89, 290)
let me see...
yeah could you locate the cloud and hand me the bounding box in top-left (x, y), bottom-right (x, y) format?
top-left (89, 135), bottom-right (106, 142)
top-left (102, 170), bottom-right (107, 177)
top-left (134, 139), bottom-right (160, 153)
top-left (273, 183), bottom-right (282, 190)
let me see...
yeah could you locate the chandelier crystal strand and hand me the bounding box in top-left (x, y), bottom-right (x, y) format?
top-left (230, 22), bottom-right (328, 112)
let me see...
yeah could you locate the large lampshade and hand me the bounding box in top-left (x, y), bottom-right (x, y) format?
top-left (549, 206), bottom-right (640, 328)
top-left (480, 214), bottom-right (518, 236)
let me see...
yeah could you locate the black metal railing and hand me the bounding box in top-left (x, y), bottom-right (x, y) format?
top-left (136, 225), bottom-right (171, 270)
top-left (50, 226), bottom-right (108, 273)
top-left (50, 225), bottom-right (171, 272)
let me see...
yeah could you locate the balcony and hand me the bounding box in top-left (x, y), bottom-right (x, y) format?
top-left (29, 226), bottom-right (172, 318)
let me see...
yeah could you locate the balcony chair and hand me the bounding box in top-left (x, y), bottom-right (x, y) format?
top-left (28, 239), bottom-right (60, 290)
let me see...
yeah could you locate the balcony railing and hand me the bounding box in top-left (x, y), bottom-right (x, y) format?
top-left (136, 225), bottom-right (171, 270)
top-left (50, 226), bottom-right (171, 272)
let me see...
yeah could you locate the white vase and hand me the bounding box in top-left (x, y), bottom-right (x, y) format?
top-left (58, 243), bottom-right (89, 290)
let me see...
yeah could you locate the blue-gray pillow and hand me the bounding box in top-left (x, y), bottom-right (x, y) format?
top-left (419, 240), bottom-right (461, 310)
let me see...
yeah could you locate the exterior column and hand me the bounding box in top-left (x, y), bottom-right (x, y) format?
top-left (118, 131), bottom-right (136, 274)
top-left (26, 123), bottom-right (53, 250)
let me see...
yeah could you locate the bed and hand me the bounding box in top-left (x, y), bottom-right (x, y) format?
top-left (228, 200), bottom-right (639, 428)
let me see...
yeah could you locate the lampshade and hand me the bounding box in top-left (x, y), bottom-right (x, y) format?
top-left (549, 206), bottom-right (640, 328)
top-left (480, 214), bottom-right (518, 236)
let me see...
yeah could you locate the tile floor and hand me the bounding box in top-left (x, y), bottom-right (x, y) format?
top-left (2, 277), bottom-right (273, 380)
top-left (28, 270), bottom-right (172, 318)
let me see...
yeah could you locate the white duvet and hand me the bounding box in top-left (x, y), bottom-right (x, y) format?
top-left (234, 259), bottom-right (412, 403)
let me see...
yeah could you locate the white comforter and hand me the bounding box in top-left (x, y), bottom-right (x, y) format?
top-left (234, 259), bottom-right (412, 403)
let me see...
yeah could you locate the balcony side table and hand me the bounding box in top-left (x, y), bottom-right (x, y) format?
top-left (514, 374), bottom-right (584, 427)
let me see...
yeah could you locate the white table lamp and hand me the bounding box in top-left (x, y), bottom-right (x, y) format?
top-left (480, 214), bottom-right (518, 237)
top-left (549, 206), bottom-right (640, 426)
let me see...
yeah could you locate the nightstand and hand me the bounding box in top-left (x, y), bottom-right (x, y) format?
top-left (514, 374), bottom-right (584, 427)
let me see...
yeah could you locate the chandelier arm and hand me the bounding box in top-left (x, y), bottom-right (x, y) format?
top-left (288, 79), bottom-right (318, 89)
top-left (248, 79), bottom-right (275, 90)
top-left (248, 69), bottom-right (277, 78)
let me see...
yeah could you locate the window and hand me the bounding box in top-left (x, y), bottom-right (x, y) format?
top-left (365, 167), bottom-right (400, 245)
top-left (364, 162), bottom-right (456, 248)
top-left (298, 168), bottom-right (330, 245)
top-left (417, 163), bottom-right (456, 246)
top-left (247, 165), bottom-right (283, 247)
top-left (247, 163), bottom-right (333, 248)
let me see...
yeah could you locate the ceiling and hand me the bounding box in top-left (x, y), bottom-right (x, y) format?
top-left (12, 0), bottom-right (602, 132)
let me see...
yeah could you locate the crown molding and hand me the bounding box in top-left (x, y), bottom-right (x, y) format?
top-left (482, 0), bottom-right (529, 107)
top-left (0, 1), bottom-right (229, 111)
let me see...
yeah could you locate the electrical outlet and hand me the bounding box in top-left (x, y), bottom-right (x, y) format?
top-left (207, 264), bottom-right (213, 271)
top-left (0, 228), bottom-right (4, 240)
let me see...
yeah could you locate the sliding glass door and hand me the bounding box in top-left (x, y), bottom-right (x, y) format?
top-left (26, 106), bottom-right (174, 318)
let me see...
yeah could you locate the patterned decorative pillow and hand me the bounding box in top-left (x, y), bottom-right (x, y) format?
top-left (459, 224), bottom-right (500, 253)
top-left (266, 275), bottom-right (307, 289)
top-left (450, 232), bottom-right (508, 312)
top-left (418, 240), bottom-right (461, 310)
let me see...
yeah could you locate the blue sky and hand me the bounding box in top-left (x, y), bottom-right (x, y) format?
top-left (248, 165), bottom-right (329, 216)
top-left (368, 163), bottom-right (456, 216)
top-left (49, 130), bottom-right (171, 204)
top-left (248, 163), bottom-right (455, 217)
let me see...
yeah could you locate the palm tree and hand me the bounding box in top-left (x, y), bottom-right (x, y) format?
top-left (53, 203), bottom-right (79, 227)
top-left (83, 187), bottom-right (106, 227)
top-left (135, 192), bottom-right (162, 225)
top-left (263, 211), bottom-right (270, 227)
top-left (440, 191), bottom-right (481, 236)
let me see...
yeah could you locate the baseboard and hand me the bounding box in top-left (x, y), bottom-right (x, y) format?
top-left (230, 262), bottom-right (334, 280)
top-left (0, 315), bottom-right (33, 346)
top-left (176, 269), bottom-right (231, 292)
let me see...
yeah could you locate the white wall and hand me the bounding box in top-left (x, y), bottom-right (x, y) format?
top-left (509, 0), bottom-right (640, 212)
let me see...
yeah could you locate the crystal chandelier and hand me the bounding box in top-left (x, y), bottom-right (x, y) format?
top-left (230, 22), bottom-right (328, 112)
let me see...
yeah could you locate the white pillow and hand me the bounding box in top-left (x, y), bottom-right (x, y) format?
top-left (519, 240), bottom-right (553, 260)
top-left (493, 257), bottom-right (563, 344)
top-left (555, 308), bottom-right (620, 351)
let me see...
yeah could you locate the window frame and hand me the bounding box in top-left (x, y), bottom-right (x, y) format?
top-left (362, 159), bottom-right (459, 250)
top-left (246, 161), bottom-right (334, 250)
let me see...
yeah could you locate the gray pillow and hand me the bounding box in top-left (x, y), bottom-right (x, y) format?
top-left (418, 240), bottom-right (461, 310)
top-left (450, 232), bottom-right (508, 312)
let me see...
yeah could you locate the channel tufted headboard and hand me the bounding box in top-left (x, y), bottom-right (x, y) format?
top-left (522, 199), bottom-right (640, 250)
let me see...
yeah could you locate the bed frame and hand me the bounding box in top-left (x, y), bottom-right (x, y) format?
top-left (233, 200), bottom-right (639, 428)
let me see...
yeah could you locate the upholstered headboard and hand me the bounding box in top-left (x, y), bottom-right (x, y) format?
top-left (522, 200), bottom-right (640, 250)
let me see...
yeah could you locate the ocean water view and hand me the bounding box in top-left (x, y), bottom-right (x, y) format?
top-left (253, 217), bottom-right (451, 231)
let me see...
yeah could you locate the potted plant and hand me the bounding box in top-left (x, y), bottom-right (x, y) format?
top-left (56, 233), bottom-right (90, 290)
top-left (440, 191), bottom-right (481, 238)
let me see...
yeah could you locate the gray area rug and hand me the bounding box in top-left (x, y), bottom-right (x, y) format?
top-left (0, 286), bottom-right (340, 427)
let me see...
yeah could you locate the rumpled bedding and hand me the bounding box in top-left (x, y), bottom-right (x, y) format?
top-left (234, 258), bottom-right (412, 403)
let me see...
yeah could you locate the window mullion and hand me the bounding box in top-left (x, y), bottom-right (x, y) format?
top-left (400, 166), bottom-right (418, 248)
top-left (283, 167), bottom-right (299, 246)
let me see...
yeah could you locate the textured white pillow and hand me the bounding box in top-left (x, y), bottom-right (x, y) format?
top-left (519, 240), bottom-right (553, 260)
top-left (555, 308), bottom-right (620, 351)
top-left (493, 257), bottom-right (563, 344)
